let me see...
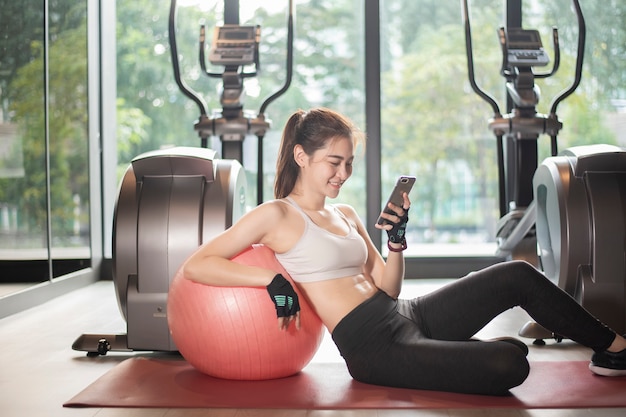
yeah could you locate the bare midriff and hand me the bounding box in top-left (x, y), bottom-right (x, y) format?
top-left (297, 273), bottom-right (378, 333)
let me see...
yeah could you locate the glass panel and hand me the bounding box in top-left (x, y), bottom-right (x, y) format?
top-left (380, 0), bottom-right (503, 256)
top-left (48, 0), bottom-right (91, 275)
top-left (0, 0), bottom-right (49, 295)
top-left (116, 0), bottom-right (365, 216)
top-left (380, 0), bottom-right (626, 257)
top-left (0, 0), bottom-right (91, 298)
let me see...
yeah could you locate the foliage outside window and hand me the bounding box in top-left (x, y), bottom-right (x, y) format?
top-left (114, 0), bottom-right (626, 257)
top-left (0, 0), bottom-right (90, 265)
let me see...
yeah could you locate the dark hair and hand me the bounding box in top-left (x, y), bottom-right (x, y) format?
top-left (273, 108), bottom-right (364, 199)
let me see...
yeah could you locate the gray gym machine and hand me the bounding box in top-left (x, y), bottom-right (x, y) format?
top-left (462, 0), bottom-right (626, 341)
top-left (73, 0), bottom-right (294, 355)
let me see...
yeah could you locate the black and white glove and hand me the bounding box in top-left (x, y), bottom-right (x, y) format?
top-left (386, 208), bottom-right (409, 252)
top-left (266, 274), bottom-right (300, 318)
top-left (387, 208), bottom-right (409, 244)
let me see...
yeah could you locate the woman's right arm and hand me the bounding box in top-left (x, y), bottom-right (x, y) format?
top-left (182, 201), bottom-right (284, 287)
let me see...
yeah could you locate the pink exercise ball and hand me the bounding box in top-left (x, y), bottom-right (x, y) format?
top-left (167, 244), bottom-right (325, 380)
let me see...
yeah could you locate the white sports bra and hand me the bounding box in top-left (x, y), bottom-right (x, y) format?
top-left (275, 197), bottom-right (368, 283)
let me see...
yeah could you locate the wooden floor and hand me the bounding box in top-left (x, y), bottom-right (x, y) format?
top-left (1, 279), bottom-right (624, 417)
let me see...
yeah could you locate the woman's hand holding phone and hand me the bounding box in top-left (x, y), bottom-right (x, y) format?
top-left (376, 176), bottom-right (414, 227)
top-left (376, 176), bottom-right (414, 251)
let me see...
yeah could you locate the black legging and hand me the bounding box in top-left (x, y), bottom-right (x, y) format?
top-left (331, 260), bottom-right (616, 395)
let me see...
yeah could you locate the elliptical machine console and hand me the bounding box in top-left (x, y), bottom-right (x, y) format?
top-left (208, 25), bottom-right (260, 66)
top-left (504, 28), bottom-right (550, 68)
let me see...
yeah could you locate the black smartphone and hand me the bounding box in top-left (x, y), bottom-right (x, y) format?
top-left (376, 176), bottom-right (416, 225)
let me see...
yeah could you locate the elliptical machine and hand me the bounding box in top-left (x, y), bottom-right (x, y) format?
top-left (462, 0), bottom-right (626, 340)
top-left (73, 0), bottom-right (294, 355)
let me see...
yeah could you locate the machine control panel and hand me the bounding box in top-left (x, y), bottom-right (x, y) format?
top-left (505, 28), bottom-right (550, 67)
top-left (209, 24), bottom-right (260, 66)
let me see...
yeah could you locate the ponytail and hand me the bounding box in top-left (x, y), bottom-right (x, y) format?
top-left (274, 110), bottom-right (305, 199)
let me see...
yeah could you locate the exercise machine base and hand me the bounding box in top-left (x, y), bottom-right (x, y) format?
top-left (72, 334), bottom-right (132, 356)
top-left (519, 321), bottom-right (564, 346)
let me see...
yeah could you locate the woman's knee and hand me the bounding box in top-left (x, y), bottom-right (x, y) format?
top-left (486, 348), bottom-right (530, 394)
top-left (499, 260), bottom-right (549, 292)
top-left (503, 259), bottom-right (539, 278)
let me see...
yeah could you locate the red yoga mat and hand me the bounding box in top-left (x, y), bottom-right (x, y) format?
top-left (64, 358), bottom-right (626, 409)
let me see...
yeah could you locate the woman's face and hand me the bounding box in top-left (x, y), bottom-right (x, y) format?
top-left (302, 136), bottom-right (354, 199)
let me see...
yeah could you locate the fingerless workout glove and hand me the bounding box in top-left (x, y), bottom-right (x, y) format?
top-left (387, 209), bottom-right (409, 244)
top-left (266, 274), bottom-right (300, 318)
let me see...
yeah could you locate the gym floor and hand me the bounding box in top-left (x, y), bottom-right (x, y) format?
top-left (1, 279), bottom-right (623, 417)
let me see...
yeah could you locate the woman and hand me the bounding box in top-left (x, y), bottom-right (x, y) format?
top-left (184, 107), bottom-right (626, 395)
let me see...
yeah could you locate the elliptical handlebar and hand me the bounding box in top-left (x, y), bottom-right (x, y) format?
top-left (258, 0), bottom-right (294, 116)
top-left (534, 27), bottom-right (560, 79)
top-left (198, 25), bottom-right (221, 79)
top-left (461, 0), bottom-right (501, 119)
top-left (169, 0), bottom-right (209, 119)
top-left (549, 0), bottom-right (585, 116)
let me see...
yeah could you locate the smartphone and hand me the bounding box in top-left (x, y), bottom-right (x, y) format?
top-left (376, 176), bottom-right (416, 225)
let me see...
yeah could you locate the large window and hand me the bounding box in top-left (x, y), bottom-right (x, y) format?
top-left (381, 0), bottom-right (625, 257)
top-left (0, 0), bottom-right (92, 298)
top-left (112, 0), bottom-right (626, 264)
